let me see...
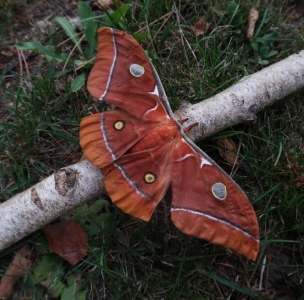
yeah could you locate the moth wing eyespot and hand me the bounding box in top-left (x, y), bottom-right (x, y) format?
top-left (144, 172), bottom-right (156, 184)
top-left (130, 64), bottom-right (145, 77)
top-left (113, 120), bottom-right (125, 131)
top-left (212, 182), bottom-right (227, 200)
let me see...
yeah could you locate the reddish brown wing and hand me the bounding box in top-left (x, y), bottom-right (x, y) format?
top-left (87, 27), bottom-right (167, 122)
top-left (170, 140), bottom-right (259, 261)
top-left (81, 27), bottom-right (171, 167)
top-left (102, 144), bottom-right (174, 221)
top-left (80, 27), bottom-right (260, 260)
top-left (80, 109), bottom-right (160, 168)
top-left (80, 27), bottom-right (178, 221)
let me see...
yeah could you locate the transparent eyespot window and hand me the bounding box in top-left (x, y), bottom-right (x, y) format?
top-left (144, 172), bottom-right (156, 184)
top-left (130, 64), bottom-right (145, 77)
top-left (212, 182), bottom-right (227, 200)
top-left (113, 121), bottom-right (125, 131)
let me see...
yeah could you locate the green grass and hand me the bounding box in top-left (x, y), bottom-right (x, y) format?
top-left (1, 0), bottom-right (304, 299)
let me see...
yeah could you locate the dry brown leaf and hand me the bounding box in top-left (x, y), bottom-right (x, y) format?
top-left (286, 1), bottom-right (304, 22)
top-left (0, 245), bottom-right (32, 299)
top-left (94, 0), bottom-right (124, 11)
top-left (191, 16), bottom-right (211, 37)
top-left (295, 174), bottom-right (304, 189)
top-left (283, 156), bottom-right (299, 172)
top-left (43, 220), bottom-right (88, 266)
top-left (217, 138), bottom-right (239, 165)
top-left (247, 8), bottom-right (259, 39)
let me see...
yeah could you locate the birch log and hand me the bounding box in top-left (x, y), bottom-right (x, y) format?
top-left (0, 50), bottom-right (304, 252)
top-left (178, 51), bottom-right (304, 143)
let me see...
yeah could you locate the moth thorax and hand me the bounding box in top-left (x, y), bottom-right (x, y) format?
top-left (212, 182), bottom-right (227, 200)
top-left (130, 64), bottom-right (145, 77)
top-left (144, 172), bottom-right (156, 184)
top-left (113, 120), bottom-right (125, 131)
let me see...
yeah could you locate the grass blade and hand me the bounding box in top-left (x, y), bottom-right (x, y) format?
top-left (55, 17), bottom-right (83, 55)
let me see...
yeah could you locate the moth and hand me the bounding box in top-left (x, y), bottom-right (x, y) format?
top-left (80, 27), bottom-right (259, 260)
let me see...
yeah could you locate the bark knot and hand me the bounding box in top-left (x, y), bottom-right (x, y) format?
top-left (231, 93), bottom-right (245, 107)
top-left (54, 168), bottom-right (80, 196)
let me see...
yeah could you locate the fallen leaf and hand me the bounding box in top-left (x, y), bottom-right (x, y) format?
top-left (0, 245), bottom-right (32, 299)
top-left (191, 16), bottom-right (211, 36)
top-left (218, 138), bottom-right (239, 165)
top-left (295, 174), bottom-right (304, 189)
top-left (247, 8), bottom-right (259, 39)
top-left (93, 0), bottom-right (124, 11)
top-left (286, 1), bottom-right (304, 22)
top-left (283, 156), bottom-right (299, 172)
top-left (43, 220), bottom-right (88, 265)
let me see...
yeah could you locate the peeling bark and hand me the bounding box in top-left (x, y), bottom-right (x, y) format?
top-left (31, 188), bottom-right (44, 211)
top-left (0, 50), bottom-right (303, 251)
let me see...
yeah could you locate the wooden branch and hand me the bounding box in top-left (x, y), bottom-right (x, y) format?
top-left (178, 51), bottom-right (304, 143)
top-left (0, 50), bottom-right (303, 252)
top-left (0, 160), bottom-right (104, 251)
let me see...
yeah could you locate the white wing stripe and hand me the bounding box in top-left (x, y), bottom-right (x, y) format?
top-left (99, 28), bottom-right (117, 101)
top-left (143, 101), bottom-right (159, 117)
top-left (175, 153), bottom-right (196, 162)
top-left (200, 157), bottom-right (212, 168)
top-left (171, 207), bottom-right (259, 242)
top-left (100, 113), bottom-right (117, 160)
top-left (149, 85), bottom-right (159, 96)
top-left (114, 162), bottom-right (152, 200)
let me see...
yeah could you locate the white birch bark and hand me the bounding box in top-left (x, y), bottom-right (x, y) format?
top-left (177, 50), bottom-right (304, 143)
top-left (0, 50), bottom-right (303, 251)
top-left (0, 160), bottom-right (104, 250)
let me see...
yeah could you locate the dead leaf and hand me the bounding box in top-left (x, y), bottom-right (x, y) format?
top-left (295, 174), bottom-right (304, 189)
top-left (286, 2), bottom-right (304, 22)
top-left (0, 245), bottom-right (32, 299)
top-left (247, 8), bottom-right (259, 39)
top-left (43, 220), bottom-right (88, 265)
top-left (191, 16), bottom-right (211, 37)
top-left (93, 0), bottom-right (124, 11)
top-left (283, 156), bottom-right (299, 172)
top-left (218, 138), bottom-right (239, 165)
